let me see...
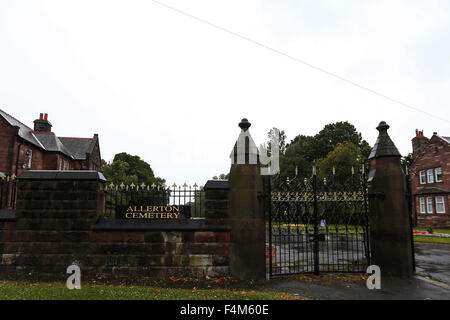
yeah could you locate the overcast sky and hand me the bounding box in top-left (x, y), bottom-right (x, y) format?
top-left (1, 0), bottom-right (449, 185)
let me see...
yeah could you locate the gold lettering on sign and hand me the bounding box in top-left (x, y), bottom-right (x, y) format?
top-left (124, 205), bottom-right (182, 219)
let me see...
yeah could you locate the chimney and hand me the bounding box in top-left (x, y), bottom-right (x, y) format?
top-left (33, 112), bottom-right (53, 132)
top-left (412, 129), bottom-right (428, 160)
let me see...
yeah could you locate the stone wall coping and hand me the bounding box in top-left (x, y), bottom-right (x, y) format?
top-left (92, 219), bottom-right (231, 231)
top-left (0, 209), bottom-right (16, 221)
top-left (17, 170), bottom-right (106, 181)
top-left (204, 180), bottom-right (229, 190)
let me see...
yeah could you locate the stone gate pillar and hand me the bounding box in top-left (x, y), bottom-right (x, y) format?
top-left (368, 121), bottom-right (414, 277)
top-left (227, 118), bottom-right (266, 280)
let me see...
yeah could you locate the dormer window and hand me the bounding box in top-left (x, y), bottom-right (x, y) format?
top-left (427, 169), bottom-right (434, 183)
top-left (435, 168), bottom-right (443, 182)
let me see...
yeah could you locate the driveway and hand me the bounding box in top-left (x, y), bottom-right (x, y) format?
top-left (415, 242), bottom-right (450, 284)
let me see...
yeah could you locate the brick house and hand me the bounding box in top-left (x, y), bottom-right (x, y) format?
top-left (410, 130), bottom-right (450, 228)
top-left (0, 109), bottom-right (102, 208)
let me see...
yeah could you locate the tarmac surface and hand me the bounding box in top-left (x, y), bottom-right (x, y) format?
top-left (265, 275), bottom-right (449, 300)
top-left (264, 241), bottom-right (450, 299)
top-left (414, 242), bottom-right (450, 284)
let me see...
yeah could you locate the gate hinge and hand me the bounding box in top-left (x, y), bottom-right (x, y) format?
top-left (367, 192), bottom-right (386, 200)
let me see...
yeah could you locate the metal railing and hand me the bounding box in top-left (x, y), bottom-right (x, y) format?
top-left (266, 166), bottom-right (371, 276)
top-left (0, 174), bottom-right (17, 210)
top-left (103, 182), bottom-right (205, 219)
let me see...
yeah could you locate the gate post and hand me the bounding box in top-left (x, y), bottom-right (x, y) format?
top-left (227, 118), bottom-right (266, 280)
top-left (368, 121), bottom-right (414, 277)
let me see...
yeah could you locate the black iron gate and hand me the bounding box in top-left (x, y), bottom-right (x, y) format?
top-left (265, 167), bottom-right (371, 277)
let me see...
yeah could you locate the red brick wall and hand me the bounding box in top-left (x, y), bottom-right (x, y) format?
top-left (0, 177), bottom-right (231, 280)
top-left (410, 135), bottom-right (450, 228)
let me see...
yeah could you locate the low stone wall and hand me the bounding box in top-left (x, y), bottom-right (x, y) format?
top-left (0, 171), bottom-right (230, 280)
top-left (416, 215), bottom-right (450, 228)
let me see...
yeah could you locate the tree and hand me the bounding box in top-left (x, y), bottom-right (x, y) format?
top-left (102, 152), bottom-right (165, 187)
top-left (265, 127), bottom-right (287, 156)
top-left (401, 152), bottom-right (414, 174)
top-left (212, 173), bottom-right (229, 180)
top-left (279, 122), bottom-right (371, 177)
top-left (313, 121), bottom-right (370, 161)
top-left (317, 142), bottom-right (365, 183)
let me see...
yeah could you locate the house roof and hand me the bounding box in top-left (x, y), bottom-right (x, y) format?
top-left (439, 136), bottom-right (450, 144)
top-left (0, 109), bottom-right (97, 160)
top-left (414, 186), bottom-right (450, 195)
top-left (58, 137), bottom-right (98, 160)
top-left (411, 133), bottom-right (449, 168)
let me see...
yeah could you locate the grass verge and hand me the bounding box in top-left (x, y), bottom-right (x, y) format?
top-left (0, 280), bottom-right (306, 300)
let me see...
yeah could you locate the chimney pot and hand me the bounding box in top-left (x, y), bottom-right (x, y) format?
top-left (44, 113), bottom-right (48, 120)
top-left (39, 113), bottom-right (43, 120)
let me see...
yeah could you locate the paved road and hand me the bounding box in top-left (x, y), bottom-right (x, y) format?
top-left (265, 276), bottom-right (449, 300)
top-left (415, 242), bottom-right (450, 284)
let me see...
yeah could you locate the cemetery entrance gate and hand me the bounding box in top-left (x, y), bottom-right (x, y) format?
top-left (265, 168), bottom-right (371, 277)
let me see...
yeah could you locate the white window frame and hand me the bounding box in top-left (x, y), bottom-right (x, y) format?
top-left (427, 197), bottom-right (434, 214)
top-left (419, 171), bottom-right (426, 184)
top-left (427, 169), bottom-right (434, 183)
top-left (27, 150), bottom-right (33, 169)
top-left (435, 196), bottom-right (446, 214)
top-left (419, 198), bottom-right (426, 214)
top-left (435, 168), bottom-right (443, 183)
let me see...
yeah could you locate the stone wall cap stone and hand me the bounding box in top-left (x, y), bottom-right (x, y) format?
top-left (0, 209), bottom-right (16, 221)
top-left (204, 180), bottom-right (229, 190)
top-left (18, 170), bottom-right (106, 181)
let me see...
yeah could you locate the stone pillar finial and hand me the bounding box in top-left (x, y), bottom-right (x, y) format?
top-left (230, 118), bottom-right (259, 165)
top-left (238, 118), bottom-right (251, 132)
top-left (369, 121), bottom-right (401, 160)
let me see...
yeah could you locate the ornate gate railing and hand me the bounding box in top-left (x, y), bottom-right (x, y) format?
top-left (103, 182), bottom-right (205, 219)
top-left (266, 167), bottom-right (371, 277)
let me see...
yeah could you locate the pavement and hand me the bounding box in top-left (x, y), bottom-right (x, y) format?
top-left (262, 242), bottom-right (450, 300)
top-left (264, 275), bottom-right (449, 300)
top-left (414, 242), bottom-right (450, 284)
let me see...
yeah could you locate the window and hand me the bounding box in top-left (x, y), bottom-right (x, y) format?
top-left (427, 197), bottom-right (433, 214)
top-left (427, 169), bottom-right (434, 183)
top-left (27, 150), bottom-right (33, 169)
top-left (436, 196), bottom-right (446, 214)
top-left (419, 171), bottom-right (426, 184)
top-left (435, 168), bottom-right (443, 182)
top-left (419, 198), bottom-right (426, 214)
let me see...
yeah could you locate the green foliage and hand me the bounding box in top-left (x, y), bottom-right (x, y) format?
top-left (317, 142), bottom-right (365, 181)
top-left (102, 152), bottom-right (165, 186)
top-left (279, 122), bottom-right (371, 177)
top-left (401, 152), bottom-right (414, 173)
top-left (0, 281), bottom-right (302, 300)
top-left (313, 122), bottom-right (368, 160)
top-left (212, 173), bottom-right (229, 180)
top-left (265, 127), bottom-right (287, 155)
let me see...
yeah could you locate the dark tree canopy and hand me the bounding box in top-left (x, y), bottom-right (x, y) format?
top-left (401, 152), bottom-right (414, 173)
top-left (279, 121), bottom-right (371, 177)
top-left (102, 152), bottom-right (165, 186)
